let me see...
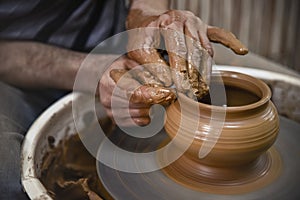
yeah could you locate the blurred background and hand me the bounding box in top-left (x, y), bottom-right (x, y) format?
top-left (170, 0), bottom-right (300, 73)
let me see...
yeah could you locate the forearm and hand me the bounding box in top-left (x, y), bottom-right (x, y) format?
top-left (0, 40), bottom-right (125, 93)
top-left (0, 40), bottom-right (84, 90)
top-left (127, 0), bottom-right (170, 29)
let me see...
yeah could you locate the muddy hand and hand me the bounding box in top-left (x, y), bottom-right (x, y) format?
top-left (127, 22), bottom-right (173, 87)
top-left (100, 56), bottom-right (175, 127)
top-left (110, 69), bottom-right (175, 107)
top-left (127, 9), bottom-right (248, 100)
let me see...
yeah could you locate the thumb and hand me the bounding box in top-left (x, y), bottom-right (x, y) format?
top-left (207, 26), bottom-right (248, 55)
top-left (130, 85), bottom-right (176, 107)
top-left (110, 68), bottom-right (176, 106)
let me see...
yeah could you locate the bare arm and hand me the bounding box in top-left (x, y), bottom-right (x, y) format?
top-left (0, 40), bottom-right (84, 90)
top-left (0, 40), bottom-right (116, 92)
top-left (127, 0), bottom-right (169, 29)
top-left (0, 1), bottom-right (169, 91)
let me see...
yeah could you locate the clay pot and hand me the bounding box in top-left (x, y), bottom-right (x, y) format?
top-left (163, 70), bottom-right (279, 190)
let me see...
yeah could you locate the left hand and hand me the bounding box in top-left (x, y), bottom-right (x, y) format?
top-left (126, 9), bottom-right (248, 100)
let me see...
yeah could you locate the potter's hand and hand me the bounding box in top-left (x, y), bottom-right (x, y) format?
top-left (99, 56), bottom-right (175, 127)
top-left (126, 9), bottom-right (248, 99)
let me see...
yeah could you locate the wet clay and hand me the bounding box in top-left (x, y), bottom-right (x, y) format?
top-left (40, 133), bottom-right (112, 200)
top-left (110, 69), bottom-right (176, 106)
top-left (200, 84), bottom-right (260, 106)
top-left (40, 134), bottom-right (103, 200)
top-left (162, 71), bottom-right (281, 194)
top-left (126, 9), bottom-right (248, 100)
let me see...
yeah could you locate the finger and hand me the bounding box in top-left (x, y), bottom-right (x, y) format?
top-left (129, 65), bottom-right (163, 87)
top-left (132, 117), bottom-right (151, 126)
top-left (187, 27), bottom-right (213, 86)
top-left (164, 10), bottom-right (213, 57)
top-left (110, 68), bottom-right (141, 92)
top-left (184, 22), bottom-right (210, 99)
top-left (112, 58), bottom-right (162, 90)
top-left (183, 17), bottom-right (214, 57)
top-left (103, 107), bottom-right (151, 127)
top-left (103, 93), bottom-right (154, 109)
top-left (127, 28), bottom-right (172, 86)
top-left (121, 117), bottom-right (151, 127)
top-left (184, 16), bottom-right (213, 86)
top-left (200, 51), bottom-right (212, 86)
top-left (110, 69), bottom-right (176, 106)
top-left (122, 56), bottom-right (140, 69)
top-left (207, 26), bottom-right (248, 55)
top-left (99, 57), bottom-right (135, 105)
top-left (186, 18), bottom-right (212, 86)
top-left (198, 33), bottom-right (214, 57)
top-left (104, 107), bottom-right (150, 119)
top-left (109, 68), bottom-right (145, 107)
top-left (161, 23), bottom-right (190, 92)
top-left (99, 75), bottom-right (117, 107)
top-left (130, 85), bottom-right (176, 106)
top-left (127, 49), bottom-right (172, 87)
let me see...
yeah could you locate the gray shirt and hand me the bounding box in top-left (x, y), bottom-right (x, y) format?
top-left (0, 0), bottom-right (128, 52)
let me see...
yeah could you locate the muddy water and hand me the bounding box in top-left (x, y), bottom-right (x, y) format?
top-left (200, 84), bottom-right (260, 106)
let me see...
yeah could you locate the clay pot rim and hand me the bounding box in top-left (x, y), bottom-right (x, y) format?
top-left (178, 70), bottom-right (271, 113)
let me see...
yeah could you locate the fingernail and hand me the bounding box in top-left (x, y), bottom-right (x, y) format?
top-left (239, 47), bottom-right (249, 55)
top-left (133, 118), bottom-right (150, 126)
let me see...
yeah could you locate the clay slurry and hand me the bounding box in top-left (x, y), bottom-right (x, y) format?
top-left (199, 84), bottom-right (260, 106)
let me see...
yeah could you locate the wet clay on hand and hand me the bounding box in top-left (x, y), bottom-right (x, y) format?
top-left (207, 26), bottom-right (248, 55)
top-left (110, 69), bottom-right (176, 106)
top-left (126, 9), bottom-right (248, 100)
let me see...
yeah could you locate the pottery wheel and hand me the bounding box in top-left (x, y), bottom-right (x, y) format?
top-left (97, 116), bottom-right (300, 200)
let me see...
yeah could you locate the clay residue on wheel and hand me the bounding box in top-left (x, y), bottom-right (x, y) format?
top-left (40, 133), bottom-right (111, 200)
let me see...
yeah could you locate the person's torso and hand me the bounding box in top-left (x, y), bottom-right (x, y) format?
top-left (0, 0), bottom-right (128, 52)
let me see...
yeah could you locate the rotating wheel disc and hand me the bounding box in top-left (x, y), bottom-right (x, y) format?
top-left (97, 116), bottom-right (300, 200)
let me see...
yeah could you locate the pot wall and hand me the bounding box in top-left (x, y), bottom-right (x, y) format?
top-left (165, 71), bottom-right (279, 167)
